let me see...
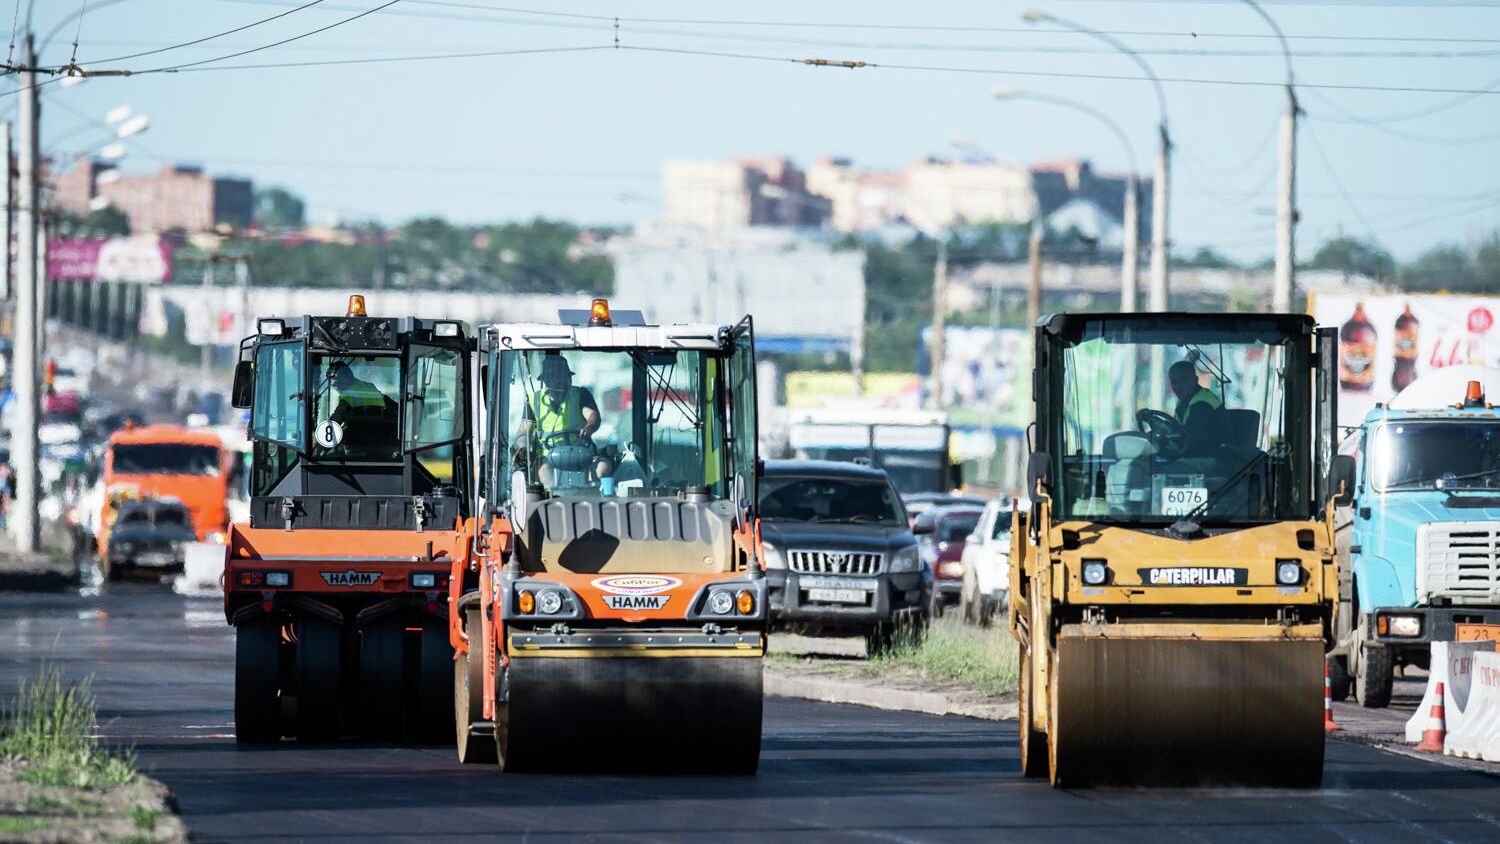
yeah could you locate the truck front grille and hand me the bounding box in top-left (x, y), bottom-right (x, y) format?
top-left (789, 550), bottom-right (884, 575)
top-left (1417, 522), bottom-right (1500, 604)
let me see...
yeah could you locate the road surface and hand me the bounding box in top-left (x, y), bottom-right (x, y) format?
top-left (2, 585), bottom-right (1499, 843)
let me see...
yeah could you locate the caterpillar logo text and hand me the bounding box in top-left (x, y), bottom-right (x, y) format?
top-left (320, 570), bottom-right (383, 587)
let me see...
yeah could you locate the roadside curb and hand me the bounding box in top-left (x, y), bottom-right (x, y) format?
top-left (765, 665), bottom-right (1016, 721)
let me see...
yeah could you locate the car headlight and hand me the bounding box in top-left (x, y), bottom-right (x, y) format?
top-left (411, 573), bottom-right (437, 589)
top-left (939, 561), bottom-right (964, 579)
top-left (708, 590), bottom-right (735, 615)
top-left (1275, 560), bottom-right (1302, 586)
top-left (888, 546), bottom-right (921, 573)
top-left (762, 542), bottom-right (786, 570)
top-left (537, 589), bottom-right (563, 615)
top-left (1081, 560), bottom-right (1108, 586)
top-left (1386, 614), bottom-right (1422, 637)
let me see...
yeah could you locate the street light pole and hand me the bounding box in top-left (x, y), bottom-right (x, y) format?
top-left (994, 88), bottom-right (1140, 310)
top-left (1023, 10), bottom-right (1171, 311)
top-left (12, 34), bottom-right (40, 551)
top-left (931, 237), bottom-right (948, 412)
top-left (1240, 0), bottom-right (1298, 312)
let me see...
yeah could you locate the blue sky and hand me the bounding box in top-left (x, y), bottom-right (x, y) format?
top-left (13, 0), bottom-right (1500, 261)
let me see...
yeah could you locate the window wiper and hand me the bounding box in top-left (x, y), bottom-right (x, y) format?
top-left (1440, 467), bottom-right (1500, 484)
top-left (1177, 448), bottom-right (1276, 528)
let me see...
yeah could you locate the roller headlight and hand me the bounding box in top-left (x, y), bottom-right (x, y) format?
top-left (1276, 560), bottom-right (1302, 586)
top-left (888, 545), bottom-right (921, 573)
top-left (1081, 560), bottom-right (1108, 586)
top-left (762, 543), bottom-right (786, 570)
top-left (411, 573), bottom-right (437, 589)
top-left (537, 589), bottom-right (563, 615)
top-left (264, 571), bottom-right (290, 588)
top-left (708, 590), bottom-right (735, 615)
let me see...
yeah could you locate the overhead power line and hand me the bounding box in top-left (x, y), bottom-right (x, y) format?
top-left (77, 0), bottom-right (331, 66)
top-left (132, 0), bottom-right (402, 74)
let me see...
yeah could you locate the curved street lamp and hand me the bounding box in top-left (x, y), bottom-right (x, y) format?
top-left (994, 87), bottom-right (1141, 310)
top-left (1239, 0), bottom-right (1299, 312)
top-left (1022, 9), bottom-right (1171, 312)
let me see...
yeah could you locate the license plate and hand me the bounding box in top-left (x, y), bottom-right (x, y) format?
top-left (799, 575), bottom-right (874, 591)
top-left (1161, 486), bottom-right (1207, 516)
top-left (807, 588), bottom-right (869, 604)
top-left (1456, 623), bottom-right (1500, 643)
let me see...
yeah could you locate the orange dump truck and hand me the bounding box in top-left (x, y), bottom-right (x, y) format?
top-left (98, 424), bottom-right (230, 579)
top-left (451, 300), bottom-right (766, 772)
top-left (224, 297), bottom-right (476, 743)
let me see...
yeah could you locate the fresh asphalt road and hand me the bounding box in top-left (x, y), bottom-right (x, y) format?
top-left (3, 587), bottom-right (1500, 843)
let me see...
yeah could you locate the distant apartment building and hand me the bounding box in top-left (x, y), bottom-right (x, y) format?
top-left (52, 160), bottom-right (254, 233)
top-left (901, 158), bottom-right (1037, 232)
top-left (661, 157), bottom-right (829, 229)
top-left (804, 158), bottom-right (906, 233)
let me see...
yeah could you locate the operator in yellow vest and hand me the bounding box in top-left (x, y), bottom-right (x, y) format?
top-left (326, 361), bottom-right (398, 457)
top-left (1168, 360), bottom-right (1223, 451)
top-left (524, 355), bottom-right (601, 455)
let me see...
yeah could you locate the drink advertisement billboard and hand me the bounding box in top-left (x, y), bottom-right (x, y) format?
top-left (1310, 292), bottom-right (1500, 422)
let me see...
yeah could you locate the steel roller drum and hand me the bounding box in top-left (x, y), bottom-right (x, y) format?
top-left (1049, 633), bottom-right (1325, 787)
top-left (499, 656), bottom-right (763, 774)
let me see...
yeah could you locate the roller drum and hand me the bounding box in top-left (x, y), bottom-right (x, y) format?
top-left (1049, 633), bottom-right (1324, 788)
top-left (501, 656), bottom-right (763, 774)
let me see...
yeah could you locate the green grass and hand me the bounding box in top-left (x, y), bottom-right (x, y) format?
top-left (0, 664), bottom-right (135, 790)
top-left (0, 817), bottom-right (47, 835)
top-left (24, 793), bottom-right (102, 817)
top-left (129, 803), bottom-right (163, 832)
top-left (863, 617), bottom-right (1020, 696)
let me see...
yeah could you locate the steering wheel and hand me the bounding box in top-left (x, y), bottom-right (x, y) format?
top-left (1136, 409), bottom-right (1187, 458)
top-left (539, 430), bottom-right (591, 449)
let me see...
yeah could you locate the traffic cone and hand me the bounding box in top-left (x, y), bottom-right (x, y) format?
top-left (1415, 682), bottom-right (1446, 752)
top-left (1324, 662), bottom-right (1342, 733)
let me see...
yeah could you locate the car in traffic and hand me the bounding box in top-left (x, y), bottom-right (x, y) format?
top-left (914, 505), bottom-right (984, 618)
top-left (901, 491), bottom-right (987, 527)
top-left (759, 459), bottom-right (927, 652)
top-left (958, 498), bottom-right (1018, 626)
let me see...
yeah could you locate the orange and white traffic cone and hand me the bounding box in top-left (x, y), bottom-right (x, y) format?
top-left (1324, 662), bottom-right (1342, 732)
top-left (1415, 681), bottom-right (1446, 752)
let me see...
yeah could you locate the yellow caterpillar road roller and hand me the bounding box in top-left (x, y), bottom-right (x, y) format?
top-left (1010, 312), bottom-right (1343, 787)
top-left (449, 299), bottom-right (765, 773)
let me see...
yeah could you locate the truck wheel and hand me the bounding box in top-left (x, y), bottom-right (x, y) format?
top-left (235, 615), bottom-right (281, 744)
top-left (357, 617), bottom-right (405, 741)
top-left (417, 614), bottom-right (455, 743)
top-left (455, 608), bottom-right (496, 765)
top-left (295, 614), bottom-right (342, 742)
top-left (1327, 655), bottom-right (1352, 703)
top-left (1355, 638), bottom-right (1394, 709)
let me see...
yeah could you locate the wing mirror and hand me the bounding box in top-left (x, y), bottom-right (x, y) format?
top-left (1027, 451), bottom-right (1053, 503)
top-left (1328, 454), bottom-right (1356, 507)
top-left (230, 361), bottom-right (254, 409)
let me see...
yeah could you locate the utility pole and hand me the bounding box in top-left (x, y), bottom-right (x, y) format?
top-left (12, 35), bottom-right (40, 552)
top-left (930, 237), bottom-right (948, 411)
top-left (1148, 124), bottom-right (1171, 312)
top-left (1027, 220), bottom-right (1044, 330)
top-left (1, 121), bottom-right (11, 302)
top-left (200, 258), bottom-right (214, 379)
top-left (1121, 175), bottom-right (1140, 311)
top-left (1272, 88), bottom-right (1298, 311)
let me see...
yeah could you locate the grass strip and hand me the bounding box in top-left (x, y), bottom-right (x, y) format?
top-left (0, 664), bottom-right (135, 790)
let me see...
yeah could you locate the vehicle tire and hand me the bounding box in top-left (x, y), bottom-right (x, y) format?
top-left (357, 617), bottom-right (404, 741)
top-left (1356, 637), bottom-right (1394, 709)
top-left (295, 613), bottom-right (342, 742)
top-left (1327, 655), bottom-right (1352, 703)
top-left (455, 608), bottom-right (496, 765)
top-left (960, 570), bottom-right (978, 625)
top-left (417, 614), bottom-right (455, 743)
top-left (977, 594), bottom-right (996, 629)
top-left (234, 615), bottom-right (281, 744)
top-left (1018, 642), bottom-right (1048, 779)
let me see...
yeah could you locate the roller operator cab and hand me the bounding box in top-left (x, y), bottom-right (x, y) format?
top-left (224, 296), bottom-right (476, 744)
top-left (1011, 312), bottom-right (1342, 787)
top-left (452, 300), bottom-right (765, 773)
top-left (1332, 381), bottom-right (1500, 708)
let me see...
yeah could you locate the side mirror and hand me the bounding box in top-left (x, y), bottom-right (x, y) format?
top-left (231, 361), bottom-right (254, 409)
top-left (912, 513), bottom-right (935, 535)
top-left (948, 461), bottom-right (964, 492)
top-left (1328, 454), bottom-right (1356, 507)
top-left (1027, 451), bottom-right (1053, 503)
top-left (510, 470), bottom-right (530, 522)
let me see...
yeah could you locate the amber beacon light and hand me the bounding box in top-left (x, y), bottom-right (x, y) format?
top-left (589, 298), bottom-right (611, 326)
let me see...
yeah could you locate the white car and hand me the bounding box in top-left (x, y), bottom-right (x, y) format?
top-left (958, 499), bottom-right (1019, 626)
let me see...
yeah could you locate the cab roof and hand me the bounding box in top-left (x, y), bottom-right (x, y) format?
top-left (108, 424), bottom-right (224, 448)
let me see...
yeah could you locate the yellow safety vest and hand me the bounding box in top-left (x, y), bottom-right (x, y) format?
top-left (338, 380), bottom-right (386, 409)
top-left (1175, 387), bottom-right (1223, 423)
top-left (532, 387), bottom-right (584, 435)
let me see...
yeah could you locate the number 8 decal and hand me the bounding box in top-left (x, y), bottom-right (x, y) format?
top-left (316, 419), bottom-right (344, 448)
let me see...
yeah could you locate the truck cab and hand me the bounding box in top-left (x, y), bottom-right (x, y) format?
top-left (1335, 380), bottom-right (1500, 707)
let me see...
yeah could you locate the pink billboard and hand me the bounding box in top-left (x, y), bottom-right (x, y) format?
top-left (47, 237), bottom-right (172, 283)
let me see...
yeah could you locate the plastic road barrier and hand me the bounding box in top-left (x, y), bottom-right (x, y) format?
top-left (1445, 650), bottom-right (1500, 762)
top-left (1406, 640), bottom-right (1498, 744)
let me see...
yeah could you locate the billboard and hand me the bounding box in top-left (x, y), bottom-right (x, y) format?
top-left (47, 237), bottom-right (173, 283)
top-left (919, 324), bottom-right (1027, 429)
top-left (1311, 293), bottom-right (1500, 423)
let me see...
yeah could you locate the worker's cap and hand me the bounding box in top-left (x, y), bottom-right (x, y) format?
top-left (539, 356), bottom-right (573, 382)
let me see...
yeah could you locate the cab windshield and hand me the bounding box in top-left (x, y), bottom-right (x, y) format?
top-left (1052, 319), bottom-right (1310, 523)
top-left (759, 476), bottom-right (905, 526)
top-left (113, 444), bottom-right (221, 476)
top-left (492, 348), bottom-right (732, 499)
top-left (1371, 421), bottom-right (1500, 492)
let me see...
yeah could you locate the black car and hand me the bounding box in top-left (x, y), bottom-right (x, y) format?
top-left (104, 498), bottom-right (198, 581)
top-left (759, 460), bottom-right (927, 652)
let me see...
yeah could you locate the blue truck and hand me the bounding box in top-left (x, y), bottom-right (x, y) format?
top-left (1331, 380), bottom-right (1500, 707)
